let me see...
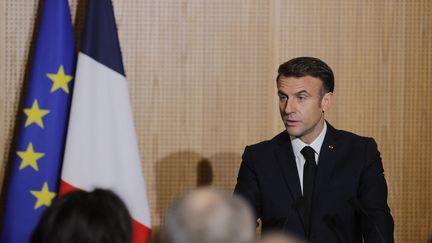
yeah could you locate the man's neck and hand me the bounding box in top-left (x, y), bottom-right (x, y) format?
top-left (293, 120), bottom-right (326, 145)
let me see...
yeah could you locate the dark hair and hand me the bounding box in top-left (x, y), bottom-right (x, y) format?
top-left (31, 189), bottom-right (132, 243)
top-left (277, 57), bottom-right (334, 93)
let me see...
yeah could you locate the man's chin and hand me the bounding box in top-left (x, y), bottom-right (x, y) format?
top-left (285, 127), bottom-right (302, 137)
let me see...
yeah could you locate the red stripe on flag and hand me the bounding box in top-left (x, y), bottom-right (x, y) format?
top-left (59, 180), bottom-right (152, 242)
top-left (59, 180), bottom-right (78, 197)
top-left (132, 220), bottom-right (152, 243)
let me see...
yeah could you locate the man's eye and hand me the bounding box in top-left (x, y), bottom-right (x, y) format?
top-left (279, 96), bottom-right (287, 102)
top-left (298, 96), bottom-right (306, 101)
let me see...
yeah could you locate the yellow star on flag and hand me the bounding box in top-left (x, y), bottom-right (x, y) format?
top-left (47, 65), bottom-right (73, 93)
top-left (23, 99), bottom-right (50, 128)
top-left (16, 143), bottom-right (45, 171)
top-left (30, 182), bottom-right (56, 209)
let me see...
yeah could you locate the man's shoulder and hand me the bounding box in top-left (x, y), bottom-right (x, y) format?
top-left (244, 131), bottom-right (288, 153)
top-left (329, 125), bottom-right (375, 144)
top-left (327, 124), bottom-right (380, 155)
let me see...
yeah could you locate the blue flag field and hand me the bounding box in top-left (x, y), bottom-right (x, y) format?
top-left (0, 0), bottom-right (75, 242)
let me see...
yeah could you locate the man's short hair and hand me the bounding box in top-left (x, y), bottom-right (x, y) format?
top-left (277, 57), bottom-right (335, 93)
top-left (165, 188), bottom-right (255, 243)
top-left (31, 189), bottom-right (132, 243)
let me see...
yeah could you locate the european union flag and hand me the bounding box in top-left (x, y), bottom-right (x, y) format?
top-left (0, 0), bottom-right (75, 242)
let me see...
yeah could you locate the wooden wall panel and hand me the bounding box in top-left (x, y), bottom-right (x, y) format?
top-left (0, 0), bottom-right (39, 192)
top-left (0, 0), bottom-right (5, 191)
top-left (113, 0), bottom-right (274, 229)
top-left (0, 0), bottom-right (431, 242)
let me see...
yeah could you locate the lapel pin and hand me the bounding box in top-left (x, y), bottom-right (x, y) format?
top-left (328, 145), bottom-right (334, 149)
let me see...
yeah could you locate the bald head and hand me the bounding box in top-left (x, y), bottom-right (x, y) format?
top-left (165, 188), bottom-right (255, 243)
top-left (259, 233), bottom-right (303, 243)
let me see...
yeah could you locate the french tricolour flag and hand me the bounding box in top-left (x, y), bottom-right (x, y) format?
top-left (59, 1), bottom-right (151, 242)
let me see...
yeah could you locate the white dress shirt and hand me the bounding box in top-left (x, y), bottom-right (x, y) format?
top-left (290, 122), bottom-right (327, 194)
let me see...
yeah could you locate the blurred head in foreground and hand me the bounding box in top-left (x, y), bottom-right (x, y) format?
top-left (31, 188), bottom-right (132, 243)
top-left (259, 232), bottom-right (304, 243)
top-left (165, 188), bottom-right (255, 243)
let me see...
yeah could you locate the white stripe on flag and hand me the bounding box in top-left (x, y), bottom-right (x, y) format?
top-left (62, 52), bottom-right (151, 227)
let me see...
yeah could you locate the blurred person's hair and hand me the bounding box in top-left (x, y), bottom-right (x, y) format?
top-left (260, 232), bottom-right (304, 243)
top-left (165, 188), bottom-right (255, 243)
top-left (31, 189), bottom-right (132, 243)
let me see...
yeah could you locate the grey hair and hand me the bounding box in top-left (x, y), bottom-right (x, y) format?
top-left (165, 188), bottom-right (255, 243)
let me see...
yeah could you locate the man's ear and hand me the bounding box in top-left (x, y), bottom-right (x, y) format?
top-left (321, 92), bottom-right (333, 112)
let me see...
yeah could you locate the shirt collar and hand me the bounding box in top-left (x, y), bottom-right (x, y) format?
top-left (291, 122), bottom-right (327, 157)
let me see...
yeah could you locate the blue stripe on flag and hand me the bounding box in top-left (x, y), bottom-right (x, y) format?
top-left (80, 0), bottom-right (125, 76)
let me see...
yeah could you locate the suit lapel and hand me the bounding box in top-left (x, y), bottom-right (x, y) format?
top-left (274, 132), bottom-right (306, 232)
top-left (311, 123), bottom-right (338, 222)
top-left (274, 131), bottom-right (302, 202)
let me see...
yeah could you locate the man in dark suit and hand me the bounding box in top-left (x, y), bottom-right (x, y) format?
top-left (234, 57), bottom-right (394, 243)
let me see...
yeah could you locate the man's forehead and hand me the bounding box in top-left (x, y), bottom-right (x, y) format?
top-left (277, 75), bottom-right (323, 91)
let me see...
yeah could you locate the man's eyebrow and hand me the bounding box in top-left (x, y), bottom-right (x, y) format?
top-left (295, 90), bottom-right (310, 96)
top-left (277, 90), bottom-right (287, 96)
top-left (277, 90), bottom-right (311, 96)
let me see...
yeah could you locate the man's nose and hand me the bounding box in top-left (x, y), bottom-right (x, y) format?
top-left (284, 99), bottom-right (295, 114)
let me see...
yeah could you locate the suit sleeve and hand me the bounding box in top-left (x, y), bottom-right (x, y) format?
top-left (360, 138), bottom-right (395, 243)
top-left (234, 146), bottom-right (262, 220)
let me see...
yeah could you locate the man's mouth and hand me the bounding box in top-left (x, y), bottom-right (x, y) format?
top-left (285, 119), bottom-right (301, 126)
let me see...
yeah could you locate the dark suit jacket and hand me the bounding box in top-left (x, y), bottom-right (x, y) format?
top-left (234, 122), bottom-right (394, 243)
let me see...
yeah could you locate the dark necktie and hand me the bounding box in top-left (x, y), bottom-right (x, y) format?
top-left (301, 146), bottom-right (317, 234)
